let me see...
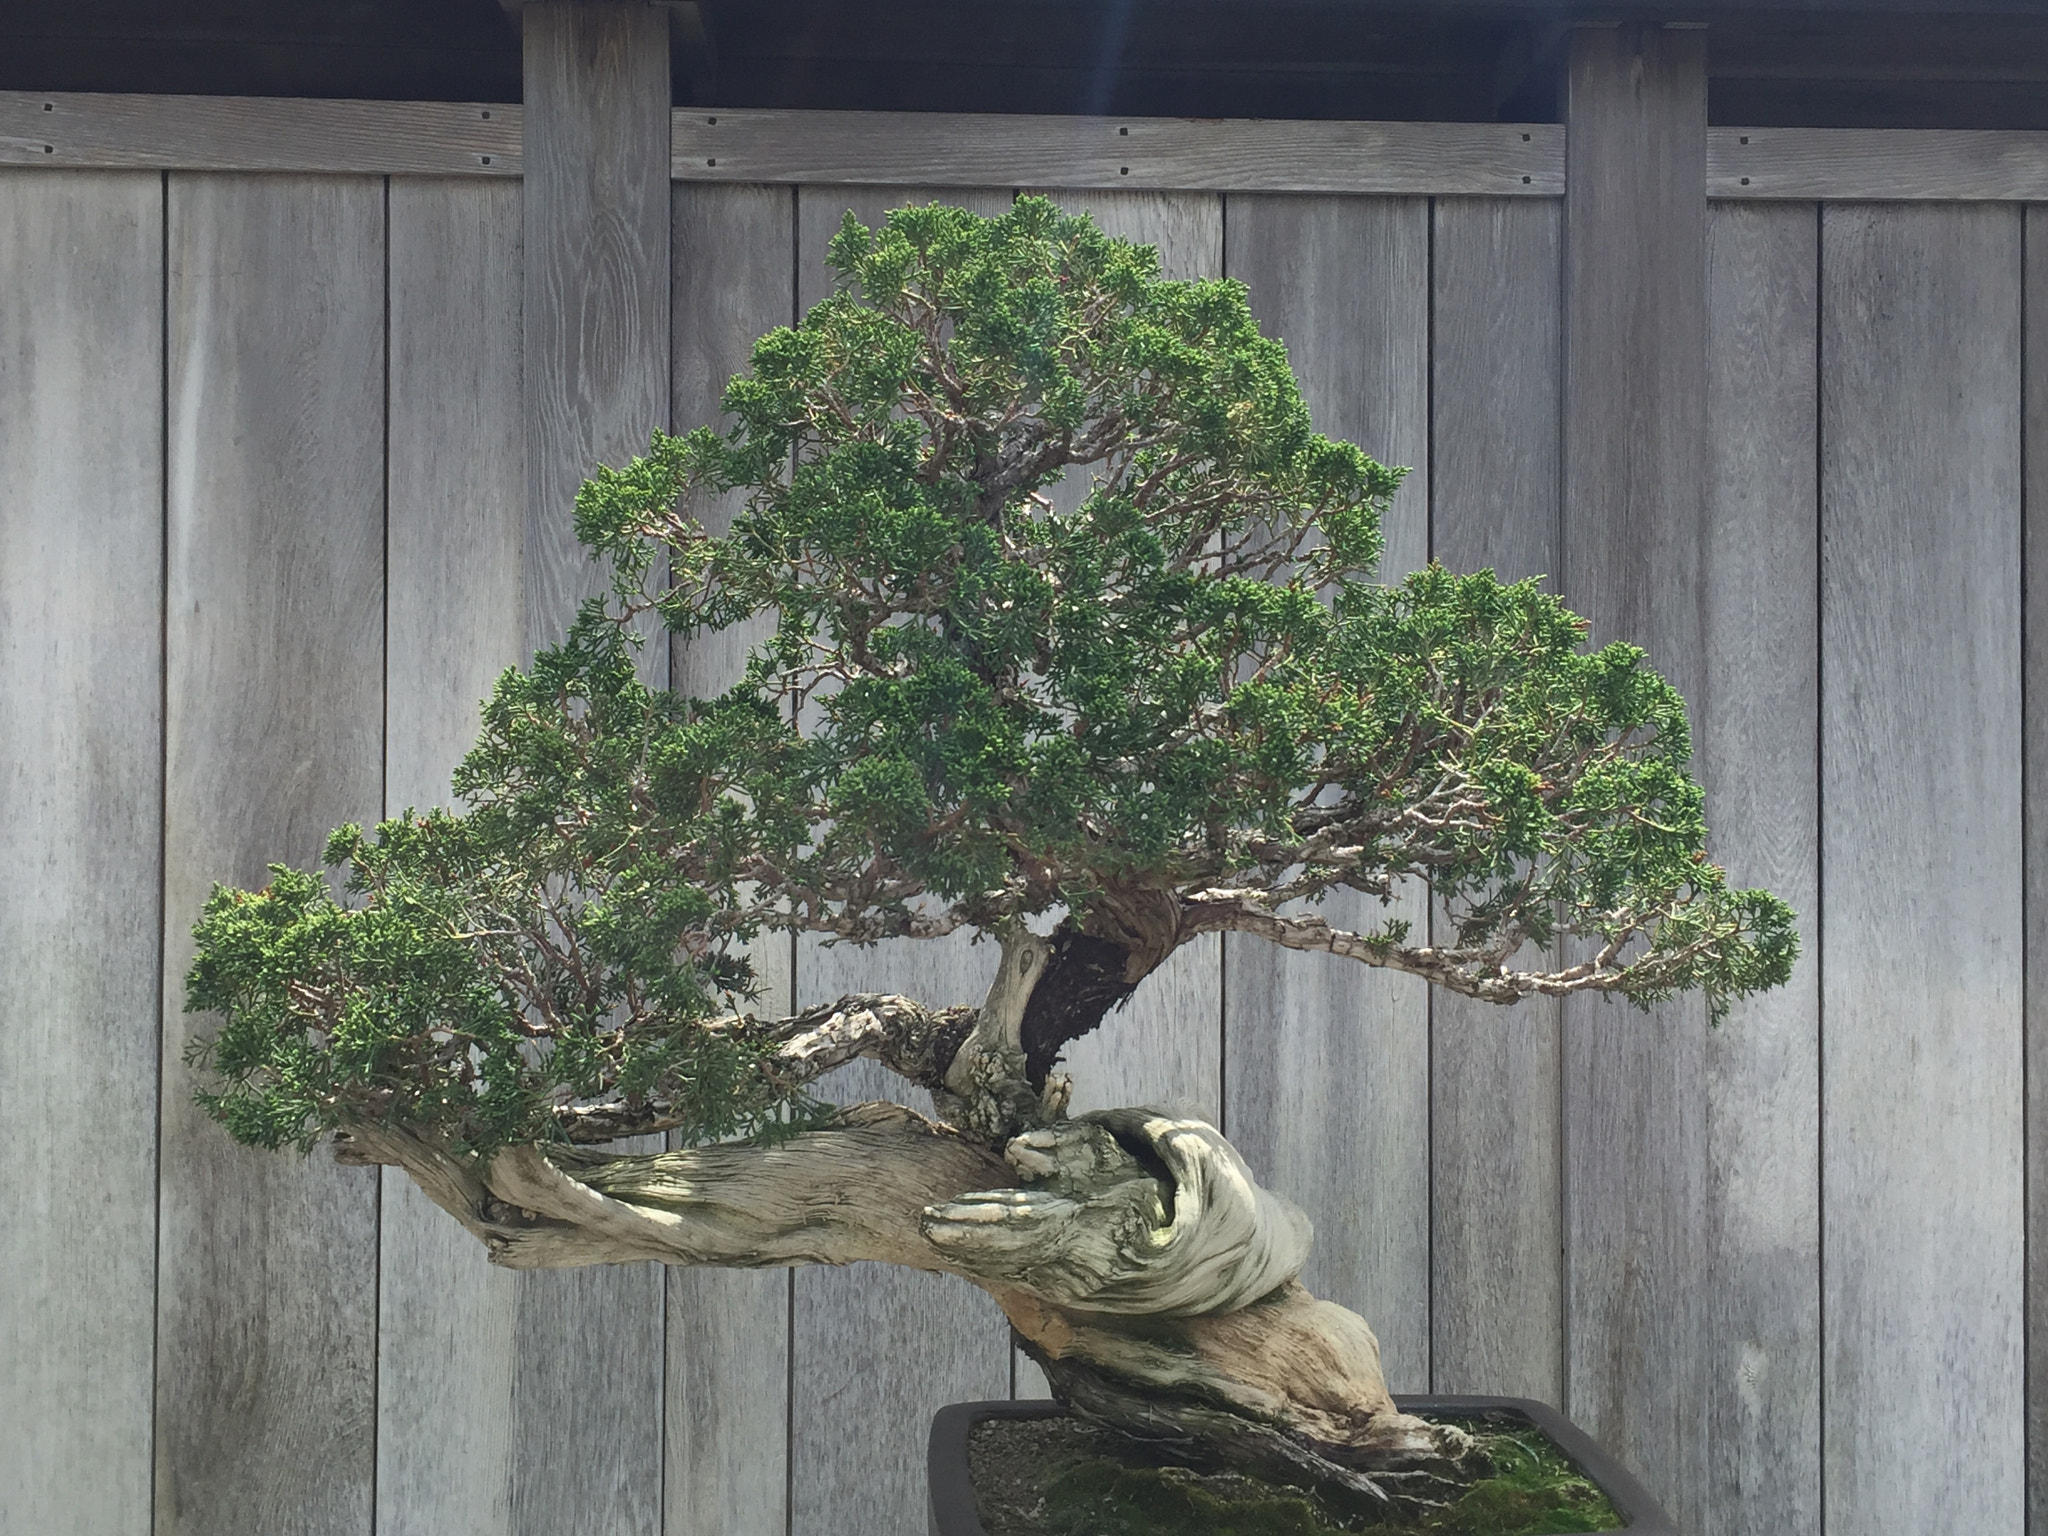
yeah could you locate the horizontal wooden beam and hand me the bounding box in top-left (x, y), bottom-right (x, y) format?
top-left (671, 108), bottom-right (1564, 196)
top-left (1708, 126), bottom-right (2048, 200)
top-left (9, 92), bottom-right (2048, 206)
top-left (0, 91), bottom-right (520, 175)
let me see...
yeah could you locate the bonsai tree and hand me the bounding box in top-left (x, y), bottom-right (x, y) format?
top-left (187, 198), bottom-right (1795, 1506)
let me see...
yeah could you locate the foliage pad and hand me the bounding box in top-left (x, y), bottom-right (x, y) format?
top-left (186, 196), bottom-right (1795, 1154)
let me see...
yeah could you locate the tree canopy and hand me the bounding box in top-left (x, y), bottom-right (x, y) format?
top-left (186, 196), bottom-right (1796, 1158)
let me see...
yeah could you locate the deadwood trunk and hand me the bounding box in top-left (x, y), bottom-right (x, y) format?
top-left (343, 929), bottom-right (1473, 1502)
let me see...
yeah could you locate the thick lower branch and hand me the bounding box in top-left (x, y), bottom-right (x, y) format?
top-left (339, 1097), bottom-right (1461, 1476)
top-left (340, 1102), bottom-right (1010, 1270)
top-left (547, 992), bottom-right (977, 1143)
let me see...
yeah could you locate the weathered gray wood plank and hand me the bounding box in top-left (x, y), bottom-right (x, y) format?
top-left (1820, 200), bottom-right (2023, 1536)
top-left (676, 110), bottom-right (1562, 196)
top-left (1028, 189), bottom-right (1225, 1128)
top-left (0, 90), bottom-right (519, 174)
top-left (1559, 25), bottom-right (1711, 1531)
top-left (1708, 126), bottom-right (2048, 201)
top-left (789, 184), bottom-right (1017, 1535)
top-left (0, 168), bottom-right (162, 1536)
top-left (376, 176), bottom-right (525, 1536)
top-left (1223, 192), bottom-right (1433, 1394)
top-left (1425, 195), bottom-right (1563, 1404)
top-left (523, 2), bottom-right (672, 663)
top-left (665, 179), bottom-right (797, 1536)
top-left (1001, 189), bottom-right (1227, 1401)
top-left (156, 170), bottom-right (385, 1536)
top-left (516, 10), bottom-right (673, 1534)
top-left (2028, 199), bottom-right (2048, 1536)
top-left (1700, 199), bottom-right (1822, 1536)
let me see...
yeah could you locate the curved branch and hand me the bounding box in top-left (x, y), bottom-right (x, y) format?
top-left (342, 1102), bottom-right (1012, 1271)
top-left (922, 1111), bottom-right (1311, 1317)
top-left (548, 992), bottom-right (977, 1143)
top-left (340, 1097), bottom-right (1465, 1476)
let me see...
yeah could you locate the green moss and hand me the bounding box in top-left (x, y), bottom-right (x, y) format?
top-left (975, 1415), bottom-right (1621, 1536)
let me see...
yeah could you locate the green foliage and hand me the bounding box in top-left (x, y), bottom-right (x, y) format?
top-left (185, 613), bottom-right (828, 1156)
top-left (186, 195), bottom-right (1795, 1156)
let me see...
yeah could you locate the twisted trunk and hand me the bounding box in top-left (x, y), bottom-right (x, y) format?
top-left (339, 927), bottom-right (1470, 1494)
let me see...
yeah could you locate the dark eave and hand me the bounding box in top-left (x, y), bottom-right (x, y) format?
top-left (4, 0), bottom-right (2047, 129)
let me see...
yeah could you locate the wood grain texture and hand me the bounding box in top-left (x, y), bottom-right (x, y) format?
top-left (665, 179), bottom-right (796, 1536)
top-left (1223, 193), bottom-right (1434, 1393)
top-left (675, 110), bottom-right (1562, 196)
top-left (1708, 126), bottom-right (2048, 200)
top-left (522, 2), bottom-right (672, 663)
top-left (1820, 200), bottom-right (2023, 1536)
top-left (517, 10), bottom-right (672, 1534)
top-left (0, 91), bottom-right (520, 174)
top-left (2029, 199), bottom-right (2048, 1536)
top-left (1027, 189), bottom-right (1225, 1128)
top-left (1425, 195), bottom-right (1564, 1404)
top-left (788, 183), bottom-right (1017, 1533)
top-left (376, 176), bottom-right (525, 1536)
top-left (1700, 200), bottom-right (1822, 1536)
top-left (0, 169), bottom-right (162, 1536)
top-left (1003, 190), bottom-right (1227, 1401)
top-left (156, 171), bottom-right (385, 1536)
top-left (1560, 25), bottom-right (1711, 1531)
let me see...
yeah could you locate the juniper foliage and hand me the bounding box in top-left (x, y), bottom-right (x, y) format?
top-left (186, 196), bottom-right (1796, 1156)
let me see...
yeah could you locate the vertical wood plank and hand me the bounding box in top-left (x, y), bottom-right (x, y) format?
top-left (522, 1), bottom-right (673, 658)
top-left (376, 176), bottom-right (525, 1536)
top-left (1559, 26), bottom-right (1711, 1529)
top-left (0, 169), bottom-right (162, 1536)
top-left (1026, 189), bottom-right (1226, 1125)
top-left (1821, 201), bottom-right (2023, 1536)
top-left (156, 171), bottom-right (384, 1536)
top-left (788, 184), bottom-right (1017, 1536)
top-left (2029, 200), bottom-right (2048, 1536)
top-left (1426, 195), bottom-right (1564, 1404)
top-left (1004, 188), bottom-right (1226, 1400)
top-left (518, 10), bottom-right (672, 1533)
top-left (1701, 200), bottom-right (1821, 1536)
top-left (665, 180), bottom-right (796, 1536)
top-left (1224, 192), bottom-right (1434, 1392)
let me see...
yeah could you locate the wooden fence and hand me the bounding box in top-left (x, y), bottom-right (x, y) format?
top-left (4, 37), bottom-right (2047, 1536)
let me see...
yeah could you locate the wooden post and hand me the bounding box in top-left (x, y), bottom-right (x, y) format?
top-left (1559, 21), bottom-right (1711, 1531)
top-left (523, 0), bottom-right (673, 657)
top-left (517, 6), bottom-right (672, 1533)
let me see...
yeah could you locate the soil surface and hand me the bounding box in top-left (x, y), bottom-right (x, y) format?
top-left (967, 1411), bottom-right (1622, 1536)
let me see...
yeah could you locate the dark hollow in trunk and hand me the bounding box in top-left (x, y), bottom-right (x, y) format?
top-left (1017, 927), bottom-right (1140, 1086)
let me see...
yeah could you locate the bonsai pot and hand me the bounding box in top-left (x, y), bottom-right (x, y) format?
top-left (928, 1396), bottom-right (1677, 1536)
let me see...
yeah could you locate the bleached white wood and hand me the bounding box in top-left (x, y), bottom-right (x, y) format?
top-left (0, 168), bottom-right (162, 1536)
